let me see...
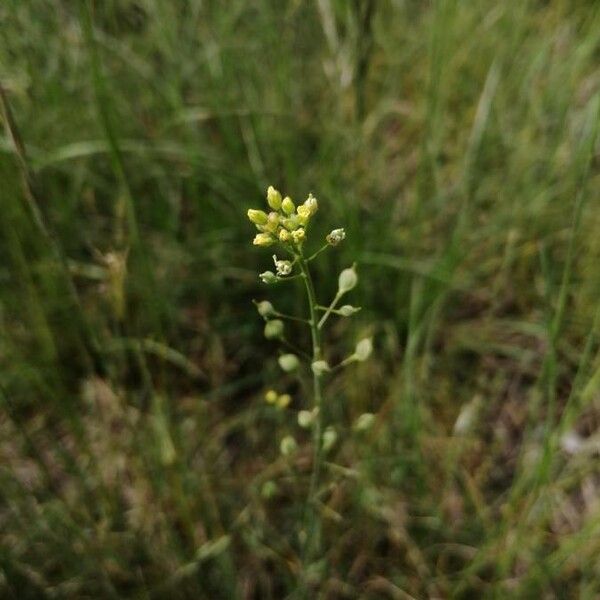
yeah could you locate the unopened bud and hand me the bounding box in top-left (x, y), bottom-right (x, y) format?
top-left (267, 186), bottom-right (282, 210)
top-left (338, 304), bottom-right (360, 317)
top-left (282, 196), bottom-right (295, 215)
top-left (248, 209), bottom-right (268, 225)
top-left (253, 233), bottom-right (275, 247)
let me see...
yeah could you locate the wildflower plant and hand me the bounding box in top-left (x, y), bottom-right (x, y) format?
top-left (247, 186), bottom-right (372, 579)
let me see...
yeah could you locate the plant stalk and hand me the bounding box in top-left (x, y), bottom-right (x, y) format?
top-left (298, 252), bottom-right (325, 577)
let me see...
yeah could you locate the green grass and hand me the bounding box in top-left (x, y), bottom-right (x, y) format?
top-left (1, 0), bottom-right (600, 597)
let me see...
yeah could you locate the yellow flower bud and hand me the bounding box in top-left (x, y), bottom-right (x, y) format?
top-left (282, 196), bottom-right (295, 215)
top-left (267, 186), bottom-right (282, 210)
top-left (248, 209), bottom-right (268, 225)
top-left (253, 233), bottom-right (275, 247)
top-left (291, 228), bottom-right (305, 244)
top-left (278, 228), bottom-right (291, 242)
top-left (297, 205), bottom-right (311, 220)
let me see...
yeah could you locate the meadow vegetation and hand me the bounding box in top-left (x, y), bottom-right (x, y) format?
top-left (1, 1), bottom-right (599, 597)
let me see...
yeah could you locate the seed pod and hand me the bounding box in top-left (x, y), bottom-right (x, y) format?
top-left (354, 338), bottom-right (373, 361)
top-left (264, 319), bottom-right (284, 339)
top-left (278, 354), bottom-right (299, 372)
top-left (338, 265), bottom-right (358, 293)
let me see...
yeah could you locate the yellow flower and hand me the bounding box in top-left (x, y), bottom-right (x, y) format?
top-left (292, 228), bottom-right (305, 244)
top-left (263, 212), bottom-right (280, 233)
top-left (279, 228), bottom-right (291, 242)
top-left (253, 232), bottom-right (275, 247)
top-left (297, 205), bottom-right (311, 219)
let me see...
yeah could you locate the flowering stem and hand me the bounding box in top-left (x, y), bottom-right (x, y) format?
top-left (297, 252), bottom-right (325, 582)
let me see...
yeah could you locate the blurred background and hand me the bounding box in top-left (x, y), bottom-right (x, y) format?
top-left (1, 1), bottom-right (599, 597)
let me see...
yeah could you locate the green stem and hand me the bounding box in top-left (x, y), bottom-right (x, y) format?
top-left (297, 252), bottom-right (325, 583)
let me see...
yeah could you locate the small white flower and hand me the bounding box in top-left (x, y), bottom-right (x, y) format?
top-left (326, 228), bottom-right (346, 246)
top-left (273, 255), bottom-right (293, 276)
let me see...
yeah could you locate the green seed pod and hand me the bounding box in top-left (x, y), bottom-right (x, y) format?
top-left (338, 304), bottom-right (360, 317)
top-left (322, 427), bottom-right (337, 453)
top-left (338, 265), bottom-right (358, 294)
top-left (297, 409), bottom-right (316, 428)
top-left (353, 412), bottom-right (376, 432)
top-left (264, 319), bottom-right (284, 339)
top-left (256, 300), bottom-right (275, 317)
top-left (280, 435), bottom-right (298, 456)
top-left (278, 354), bottom-right (299, 372)
top-left (261, 480), bottom-right (279, 499)
top-left (354, 338), bottom-right (373, 361)
top-left (259, 271), bottom-right (277, 284)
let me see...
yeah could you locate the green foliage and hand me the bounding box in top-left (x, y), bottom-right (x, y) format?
top-left (1, 0), bottom-right (600, 597)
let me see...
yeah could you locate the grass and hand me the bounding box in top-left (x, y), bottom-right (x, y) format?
top-left (1, 0), bottom-right (600, 597)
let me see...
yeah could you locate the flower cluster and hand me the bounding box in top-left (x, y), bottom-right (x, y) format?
top-left (248, 186), bottom-right (318, 248)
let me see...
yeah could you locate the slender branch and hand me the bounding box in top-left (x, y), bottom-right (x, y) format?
top-left (307, 244), bottom-right (329, 262)
top-left (317, 292), bottom-right (342, 329)
top-left (273, 311), bottom-right (311, 324)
